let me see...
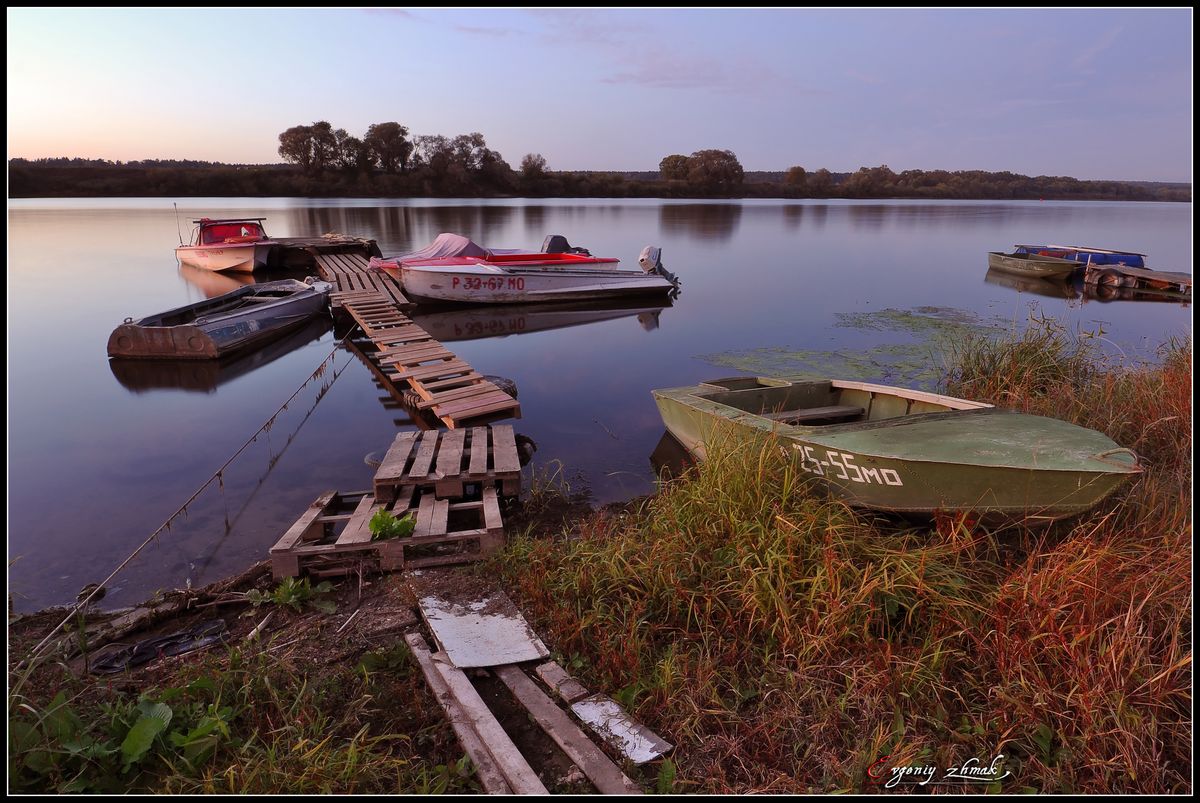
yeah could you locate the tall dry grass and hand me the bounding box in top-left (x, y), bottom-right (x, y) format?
top-left (496, 323), bottom-right (1191, 793)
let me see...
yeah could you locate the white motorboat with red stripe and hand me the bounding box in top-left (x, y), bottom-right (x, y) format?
top-left (376, 233), bottom-right (680, 304)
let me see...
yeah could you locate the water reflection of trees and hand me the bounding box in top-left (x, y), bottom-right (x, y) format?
top-left (838, 202), bottom-right (1083, 230)
top-left (782, 204), bottom-right (804, 230)
top-left (524, 205), bottom-right (547, 237)
top-left (288, 204), bottom-right (516, 252)
top-left (658, 203), bottom-right (742, 241)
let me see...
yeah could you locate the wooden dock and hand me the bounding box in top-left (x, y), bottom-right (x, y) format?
top-left (313, 252), bottom-right (413, 310)
top-left (261, 234), bottom-right (382, 271)
top-left (1083, 263), bottom-right (1192, 296)
top-left (338, 293), bottom-right (521, 428)
top-left (268, 485), bottom-right (505, 579)
top-left (374, 426), bottom-right (522, 501)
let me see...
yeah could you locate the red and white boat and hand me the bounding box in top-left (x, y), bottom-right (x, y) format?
top-left (175, 217), bottom-right (270, 273)
top-left (376, 233), bottom-right (680, 304)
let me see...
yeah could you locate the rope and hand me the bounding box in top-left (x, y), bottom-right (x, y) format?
top-left (26, 327), bottom-right (357, 661)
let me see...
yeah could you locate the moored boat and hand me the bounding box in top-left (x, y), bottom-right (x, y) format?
top-left (109, 317), bottom-right (331, 392)
top-left (108, 278), bottom-right (333, 360)
top-left (652, 376), bottom-right (1140, 526)
top-left (176, 218), bottom-right (271, 273)
top-left (175, 218), bottom-right (383, 273)
top-left (987, 250), bottom-right (1081, 279)
top-left (379, 233), bottom-right (680, 304)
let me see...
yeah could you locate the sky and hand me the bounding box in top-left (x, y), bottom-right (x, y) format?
top-left (5, 8), bottom-right (1193, 181)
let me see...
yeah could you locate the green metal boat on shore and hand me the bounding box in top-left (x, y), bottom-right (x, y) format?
top-left (652, 377), bottom-right (1140, 526)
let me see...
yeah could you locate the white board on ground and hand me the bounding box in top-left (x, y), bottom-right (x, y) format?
top-left (570, 694), bottom-right (673, 765)
top-left (414, 579), bottom-right (549, 668)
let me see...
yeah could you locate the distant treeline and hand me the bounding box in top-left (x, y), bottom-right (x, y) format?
top-left (9, 132), bottom-right (1191, 202)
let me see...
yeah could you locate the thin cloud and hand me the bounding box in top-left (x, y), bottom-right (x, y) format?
top-left (454, 24), bottom-right (520, 37)
top-left (1072, 26), bottom-right (1122, 73)
top-left (846, 69), bottom-right (884, 86)
top-left (604, 51), bottom-right (824, 96)
top-left (364, 9), bottom-right (417, 19)
top-left (530, 8), bottom-right (641, 47)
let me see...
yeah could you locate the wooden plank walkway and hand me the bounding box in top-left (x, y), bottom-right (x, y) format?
top-left (338, 293), bottom-right (521, 428)
top-left (314, 252), bottom-right (413, 310)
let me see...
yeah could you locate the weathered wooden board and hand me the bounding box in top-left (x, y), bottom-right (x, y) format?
top-left (412, 575), bottom-right (549, 669)
top-left (494, 665), bottom-right (643, 795)
top-left (403, 633), bottom-right (515, 795)
top-left (534, 661), bottom-right (591, 704)
top-left (569, 694), bottom-right (673, 765)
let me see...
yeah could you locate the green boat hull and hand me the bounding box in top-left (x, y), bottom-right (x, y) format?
top-left (987, 251), bottom-right (1081, 279)
top-left (653, 377), bottom-right (1139, 526)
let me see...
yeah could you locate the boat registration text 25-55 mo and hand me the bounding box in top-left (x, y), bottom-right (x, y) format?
top-left (794, 444), bottom-right (904, 486)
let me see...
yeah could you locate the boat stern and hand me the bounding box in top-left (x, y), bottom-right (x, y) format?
top-left (108, 322), bottom-right (218, 359)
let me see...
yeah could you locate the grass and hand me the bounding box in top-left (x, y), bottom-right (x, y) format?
top-left (9, 607), bottom-right (476, 794)
top-left (492, 319), bottom-right (1192, 793)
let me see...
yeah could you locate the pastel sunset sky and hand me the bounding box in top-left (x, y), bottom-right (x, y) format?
top-left (6, 8), bottom-right (1192, 181)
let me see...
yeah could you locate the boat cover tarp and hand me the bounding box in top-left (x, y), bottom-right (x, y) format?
top-left (389, 232), bottom-right (522, 263)
top-left (1015, 245), bottom-right (1145, 268)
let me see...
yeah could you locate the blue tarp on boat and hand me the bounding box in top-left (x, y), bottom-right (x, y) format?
top-left (1014, 245), bottom-right (1146, 268)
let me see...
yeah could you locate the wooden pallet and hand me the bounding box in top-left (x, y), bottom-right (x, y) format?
top-left (268, 486), bottom-right (504, 579)
top-left (316, 253), bottom-right (412, 309)
top-left (374, 426), bottom-right (522, 501)
top-left (337, 294), bottom-right (521, 427)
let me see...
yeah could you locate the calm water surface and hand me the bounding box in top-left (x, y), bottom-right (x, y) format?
top-left (8, 198), bottom-right (1191, 611)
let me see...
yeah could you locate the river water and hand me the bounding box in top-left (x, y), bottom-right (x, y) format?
top-left (7, 198), bottom-right (1191, 611)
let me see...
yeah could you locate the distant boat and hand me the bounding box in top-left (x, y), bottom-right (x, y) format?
top-left (381, 233), bottom-right (680, 304)
top-left (987, 250), bottom-right (1081, 279)
top-left (653, 376), bottom-right (1140, 527)
top-left (108, 278), bottom-right (332, 360)
top-left (176, 218), bottom-right (270, 273)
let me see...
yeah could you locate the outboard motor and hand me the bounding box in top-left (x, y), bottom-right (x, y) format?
top-left (638, 246), bottom-right (681, 292)
top-left (540, 234), bottom-right (591, 256)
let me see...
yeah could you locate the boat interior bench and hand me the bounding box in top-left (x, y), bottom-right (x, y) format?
top-left (695, 376), bottom-right (984, 426)
top-left (762, 405), bottom-right (865, 425)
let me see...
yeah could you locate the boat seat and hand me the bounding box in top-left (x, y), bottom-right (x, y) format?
top-left (763, 405), bottom-right (865, 425)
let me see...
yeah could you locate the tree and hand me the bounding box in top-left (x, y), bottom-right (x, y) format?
top-left (310, 121), bottom-right (338, 172)
top-left (842, 164), bottom-right (896, 197)
top-left (278, 124), bottom-right (315, 171)
top-left (520, 153), bottom-right (548, 178)
top-left (685, 149), bottom-right (744, 193)
top-left (333, 129), bottom-right (366, 171)
top-left (659, 154), bottom-right (690, 181)
top-left (785, 165), bottom-right (807, 191)
top-left (808, 168), bottom-right (834, 196)
top-left (364, 122), bottom-right (413, 173)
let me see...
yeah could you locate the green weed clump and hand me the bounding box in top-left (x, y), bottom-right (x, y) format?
top-left (495, 325), bottom-right (1191, 794)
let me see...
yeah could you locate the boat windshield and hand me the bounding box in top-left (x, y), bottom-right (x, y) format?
top-left (200, 222), bottom-right (264, 245)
